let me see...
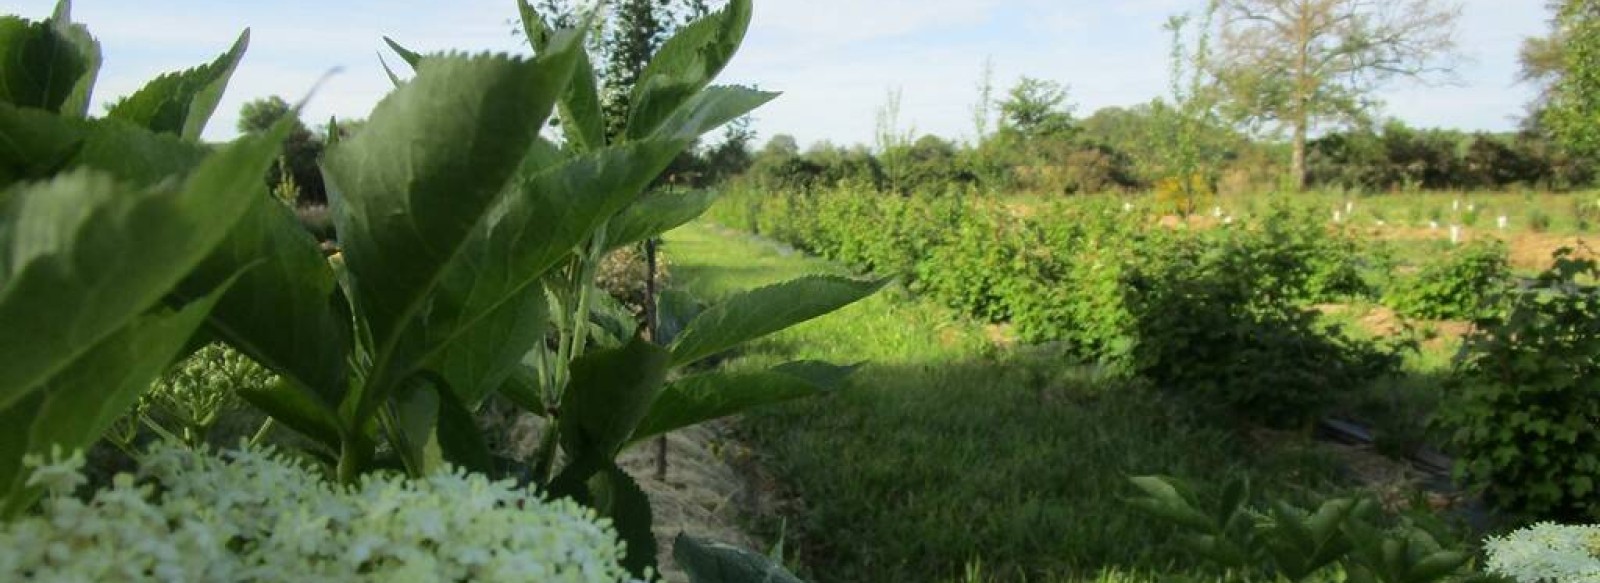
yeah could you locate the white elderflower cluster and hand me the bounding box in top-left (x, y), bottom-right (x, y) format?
top-left (0, 443), bottom-right (636, 582)
top-left (1485, 522), bottom-right (1600, 583)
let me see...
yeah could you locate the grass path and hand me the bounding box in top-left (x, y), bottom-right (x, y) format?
top-left (663, 223), bottom-right (1348, 583)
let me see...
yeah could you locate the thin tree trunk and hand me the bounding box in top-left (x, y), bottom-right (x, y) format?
top-left (1291, 119), bottom-right (1308, 192)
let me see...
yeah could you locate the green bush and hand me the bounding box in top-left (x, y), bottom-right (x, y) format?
top-left (1385, 240), bottom-right (1511, 320)
top-left (1434, 249), bottom-right (1600, 522)
top-left (714, 189), bottom-right (1397, 427)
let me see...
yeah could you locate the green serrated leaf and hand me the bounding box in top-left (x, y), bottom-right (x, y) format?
top-left (626, 0), bottom-right (753, 140)
top-left (629, 363), bottom-right (853, 445)
top-left (321, 46), bottom-right (581, 420)
top-left (607, 189), bottom-right (722, 251)
top-left (0, 15), bottom-right (88, 113)
top-left (590, 462), bottom-right (657, 578)
top-left (561, 336), bottom-right (671, 462)
top-left (105, 29), bottom-right (248, 141)
top-left (0, 283), bottom-right (227, 517)
top-left (675, 533), bottom-right (806, 583)
top-left (46, 1), bottom-right (100, 119)
top-left (0, 125), bottom-right (283, 413)
top-left (669, 275), bottom-right (886, 367)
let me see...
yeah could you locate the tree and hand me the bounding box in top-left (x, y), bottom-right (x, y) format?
top-left (998, 77), bottom-right (1076, 141)
top-left (1210, 0), bottom-right (1463, 191)
top-left (236, 96), bottom-right (326, 204)
top-left (1536, 0), bottom-right (1600, 158)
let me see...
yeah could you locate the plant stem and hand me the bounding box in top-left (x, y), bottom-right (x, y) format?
top-left (248, 418), bottom-right (276, 448)
top-left (337, 437), bottom-right (370, 486)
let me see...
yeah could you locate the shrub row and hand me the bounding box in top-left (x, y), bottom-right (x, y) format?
top-left (710, 188), bottom-right (1399, 427)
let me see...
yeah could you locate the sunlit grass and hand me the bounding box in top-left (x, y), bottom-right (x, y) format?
top-left (664, 222), bottom-right (1355, 583)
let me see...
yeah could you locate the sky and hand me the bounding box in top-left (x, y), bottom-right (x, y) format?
top-left (12, 0), bottom-right (1551, 148)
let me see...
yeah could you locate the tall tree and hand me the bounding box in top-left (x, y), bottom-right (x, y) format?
top-left (998, 77), bottom-right (1076, 142)
top-left (1533, 0), bottom-right (1600, 158)
top-left (1210, 0), bottom-right (1462, 191)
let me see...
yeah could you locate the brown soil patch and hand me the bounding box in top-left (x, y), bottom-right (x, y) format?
top-left (1365, 226), bottom-right (1596, 270)
top-left (485, 403), bottom-right (777, 583)
top-left (985, 323), bottom-right (1018, 348)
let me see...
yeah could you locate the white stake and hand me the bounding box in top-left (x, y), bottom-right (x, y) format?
top-left (1429, 220), bottom-right (1439, 230)
top-left (1450, 225), bottom-right (1461, 244)
top-left (1498, 215), bottom-right (1509, 230)
top-left (1453, 199), bottom-right (1460, 211)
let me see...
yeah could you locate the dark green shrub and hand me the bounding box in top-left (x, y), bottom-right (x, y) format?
top-left (1123, 228), bottom-right (1401, 428)
top-left (1434, 249), bottom-right (1600, 522)
top-left (1386, 240), bottom-right (1511, 320)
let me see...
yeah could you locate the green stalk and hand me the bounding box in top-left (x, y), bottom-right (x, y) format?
top-left (337, 435), bottom-right (371, 486)
top-left (247, 418), bottom-right (276, 448)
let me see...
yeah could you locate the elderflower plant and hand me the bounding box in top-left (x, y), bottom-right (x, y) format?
top-left (1485, 522), bottom-right (1600, 583)
top-left (0, 443), bottom-right (638, 582)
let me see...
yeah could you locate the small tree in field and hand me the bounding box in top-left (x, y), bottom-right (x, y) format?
top-left (1210, 0), bottom-right (1463, 191)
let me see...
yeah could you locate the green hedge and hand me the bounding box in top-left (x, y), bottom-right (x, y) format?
top-left (710, 187), bottom-right (1398, 426)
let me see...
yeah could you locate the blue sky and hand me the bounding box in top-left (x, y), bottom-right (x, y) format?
top-left (13, 1), bottom-right (1550, 147)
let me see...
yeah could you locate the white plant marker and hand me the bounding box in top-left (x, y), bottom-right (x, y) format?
top-left (1123, 202), bottom-right (1133, 212)
top-left (1376, 219), bottom-right (1387, 226)
top-left (1345, 200), bottom-right (1354, 215)
top-left (1333, 210), bottom-right (1344, 223)
top-left (1223, 215), bottom-right (1235, 225)
top-left (1429, 220), bottom-right (1440, 230)
top-left (1450, 225), bottom-right (1461, 244)
top-left (1467, 203), bottom-right (1476, 212)
top-left (1212, 206), bottom-right (1223, 218)
top-left (1453, 199), bottom-right (1460, 211)
top-left (1498, 215), bottom-right (1509, 230)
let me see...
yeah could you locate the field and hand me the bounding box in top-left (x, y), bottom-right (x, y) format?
top-left (667, 183), bottom-right (1600, 581)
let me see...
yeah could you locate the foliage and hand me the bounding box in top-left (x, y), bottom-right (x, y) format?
top-left (134, 343), bottom-right (277, 449)
top-left (713, 187), bottom-right (1394, 428)
top-left (1386, 240), bottom-right (1511, 320)
top-left (0, 1), bottom-right (278, 515)
top-left (1484, 522), bottom-right (1600, 582)
top-left (1542, 0), bottom-right (1600, 159)
top-left (238, 96), bottom-right (328, 204)
top-left (1126, 475), bottom-right (1487, 583)
top-left (0, 443), bottom-right (634, 582)
top-left (1434, 249), bottom-right (1600, 522)
top-left (2, 2), bottom-right (870, 578)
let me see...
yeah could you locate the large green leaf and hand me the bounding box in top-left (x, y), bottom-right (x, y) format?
top-left (668, 275), bottom-right (886, 367)
top-left (560, 337), bottom-right (670, 462)
top-left (0, 103), bottom-right (208, 190)
top-left (425, 287), bottom-right (547, 407)
top-left (590, 462), bottom-right (657, 578)
top-left (674, 534), bottom-right (806, 583)
top-left (172, 184), bottom-right (351, 407)
top-left (0, 15), bottom-right (87, 113)
top-left (47, 0), bottom-right (101, 119)
top-left (105, 29), bottom-right (248, 141)
top-left (607, 188), bottom-right (721, 251)
top-left (645, 85), bottom-right (777, 144)
top-left (518, 2), bottom-right (605, 152)
top-left (0, 128), bottom-right (285, 413)
top-left (0, 285), bottom-right (226, 517)
top-left (626, 0), bottom-right (753, 140)
top-left (321, 41), bottom-right (582, 417)
top-left (407, 136), bottom-right (694, 400)
top-left (237, 376), bottom-right (342, 448)
top-left (629, 362), bottom-right (856, 445)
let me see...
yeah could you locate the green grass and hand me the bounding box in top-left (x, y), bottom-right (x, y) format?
top-left (663, 223), bottom-right (1357, 583)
